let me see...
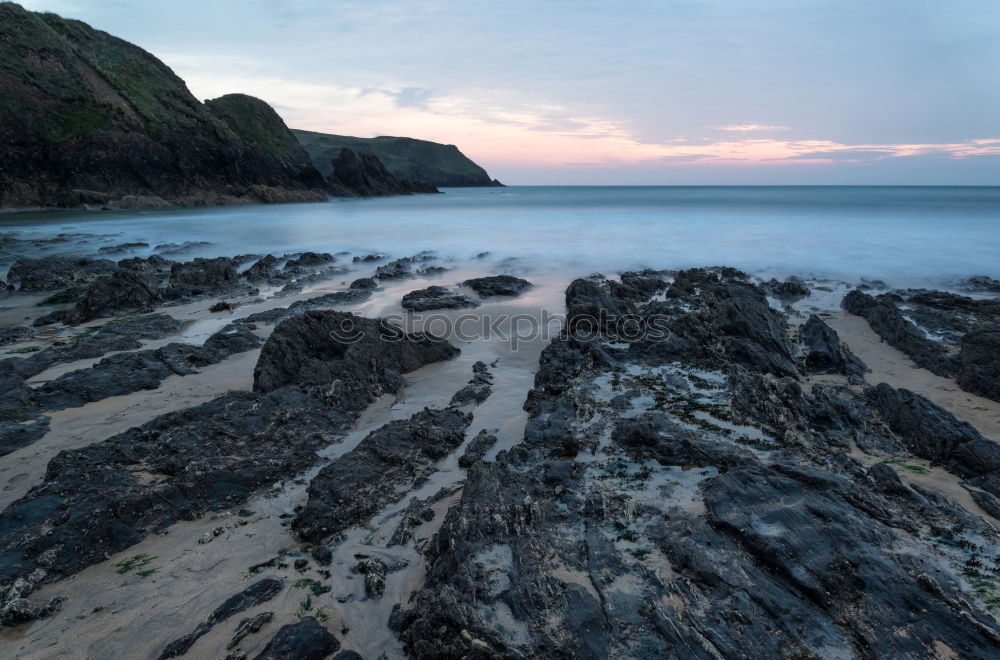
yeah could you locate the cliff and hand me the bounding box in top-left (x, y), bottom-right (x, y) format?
top-left (0, 4), bottom-right (323, 208)
top-left (292, 130), bottom-right (503, 187)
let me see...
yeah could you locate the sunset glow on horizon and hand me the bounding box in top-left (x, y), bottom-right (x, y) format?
top-left (21, 0), bottom-right (1000, 184)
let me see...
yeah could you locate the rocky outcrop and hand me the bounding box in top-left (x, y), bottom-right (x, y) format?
top-left (325, 148), bottom-right (439, 197)
top-left (158, 579), bottom-right (283, 659)
top-left (0, 310), bottom-right (460, 616)
top-left (401, 285), bottom-right (479, 311)
top-left (958, 324), bottom-right (1000, 402)
top-left (293, 406), bottom-right (471, 542)
top-left (460, 275), bottom-right (532, 297)
top-left (843, 289), bottom-right (957, 377)
top-left (394, 273), bottom-right (1000, 659)
top-left (253, 616), bottom-right (339, 660)
top-left (252, 309), bottom-right (459, 396)
top-left (292, 129), bottom-right (503, 187)
top-left (6, 257), bottom-right (117, 291)
top-left (799, 313), bottom-right (867, 376)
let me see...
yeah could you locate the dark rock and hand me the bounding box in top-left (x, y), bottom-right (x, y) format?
top-left (449, 361), bottom-right (493, 406)
top-left (460, 275), bottom-right (532, 298)
top-left (763, 277), bottom-right (811, 299)
top-left (253, 310), bottom-right (458, 397)
top-left (311, 545), bottom-right (333, 566)
top-left (458, 429), bottom-right (498, 468)
top-left (868, 383), bottom-right (985, 464)
top-left (284, 252), bottom-right (334, 269)
top-left (64, 268), bottom-right (161, 324)
top-left (958, 324), bottom-right (1000, 402)
top-left (843, 289), bottom-right (957, 378)
top-left (253, 616), bottom-right (339, 660)
top-left (6, 257), bottom-right (117, 291)
top-left (244, 255), bottom-right (280, 282)
top-left (158, 579), bottom-right (283, 659)
top-left (325, 147), bottom-right (439, 197)
top-left (349, 277), bottom-right (377, 290)
top-left (293, 407), bottom-right (471, 542)
top-left (402, 286), bottom-right (480, 311)
top-left (799, 314), bottom-right (867, 376)
top-left (98, 241), bottom-right (149, 254)
top-left (0, 326), bottom-right (33, 346)
top-left (357, 555), bottom-right (388, 598)
top-left (228, 612), bottom-right (274, 650)
top-left (374, 258), bottom-right (413, 280)
top-left (169, 257), bottom-right (238, 289)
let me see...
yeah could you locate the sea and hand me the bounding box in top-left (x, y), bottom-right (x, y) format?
top-left (3, 186), bottom-right (999, 288)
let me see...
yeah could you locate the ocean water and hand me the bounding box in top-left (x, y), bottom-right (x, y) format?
top-left (3, 186), bottom-right (999, 287)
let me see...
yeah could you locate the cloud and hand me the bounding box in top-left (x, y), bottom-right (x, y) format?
top-left (717, 124), bottom-right (790, 132)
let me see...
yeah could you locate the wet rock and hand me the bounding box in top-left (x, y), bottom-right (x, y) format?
top-left (460, 275), bottom-right (532, 298)
top-left (0, 306), bottom-right (458, 590)
top-left (64, 268), bottom-right (161, 324)
top-left (154, 241), bottom-right (212, 255)
top-left (965, 275), bottom-right (1000, 293)
top-left (165, 257), bottom-right (239, 298)
top-left (374, 258), bottom-right (413, 280)
top-left (253, 310), bottom-right (458, 398)
top-left (458, 430), bottom-right (498, 468)
top-left (243, 255), bottom-right (280, 282)
top-left (252, 616), bottom-right (339, 660)
top-left (293, 407), bottom-right (471, 542)
top-left (867, 383), bottom-right (986, 465)
top-left (310, 546), bottom-right (333, 566)
top-left (32, 323), bottom-right (261, 411)
top-left (284, 252), bottom-right (334, 269)
top-left (958, 324), bottom-right (1000, 402)
top-left (449, 361), bottom-right (493, 405)
top-left (6, 256), bottom-right (117, 291)
top-left (348, 277), bottom-right (376, 290)
top-left (98, 241), bottom-right (149, 254)
top-left (799, 313), bottom-right (867, 376)
top-left (158, 579), bottom-right (283, 658)
top-left (352, 253), bottom-right (387, 263)
top-left (401, 286), bottom-right (480, 311)
top-left (356, 555), bottom-right (388, 599)
top-left (0, 326), bottom-right (33, 346)
top-left (228, 611), bottom-right (274, 650)
top-left (763, 276), bottom-right (811, 299)
top-left (843, 289), bottom-right (957, 378)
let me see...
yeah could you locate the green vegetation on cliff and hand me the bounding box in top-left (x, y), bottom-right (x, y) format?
top-left (292, 130), bottom-right (502, 187)
top-left (0, 2), bottom-right (321, 208)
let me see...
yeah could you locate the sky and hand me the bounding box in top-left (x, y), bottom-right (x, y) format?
top-left (17, 0), bottom-right (1000, 184)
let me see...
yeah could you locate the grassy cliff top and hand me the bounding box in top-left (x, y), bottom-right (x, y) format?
top-left (291, 129), bottom-right (499, 186)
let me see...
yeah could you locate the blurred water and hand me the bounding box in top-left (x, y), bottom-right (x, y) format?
top-left (2, 186), bottom-right (998, 287)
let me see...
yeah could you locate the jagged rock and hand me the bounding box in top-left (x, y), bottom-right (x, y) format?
top-left (843, 289), bottom-right (957, 377)
top-left (284, 252), bottom-right (334, 269)
top-left (958, 324), bottom-right (1000, 402)
top-left (253, 310), bottom-right (458, 397)
top-left (6, 256), bottom-right (117, 291)
top-left (0, 326), bottom-right (33, 346)
top-left (374, 258), bottom-right (413, 280)
top-left (293, 407), bottom-right (471, 542)
top-left (64, 267), bottom-right (161, 324)
top-left (458, 430), bottom-right (498, 468)
top-left (228, 612), bottom-right (274, 650)
top-left (763, 277), bottom-right (811, 299)
top-left (450, 362), bottom-right (493, 406)
top-left (158, 579), bottom-right (283, 659)
top-left (244, 255), bottom-right (280, 282)
top-left (349, 277), bottom-right (377, 290)
top-left (168, 257), bottom-right (238, 291)
top-left (868, 383), bottom-right (986, 464)
top-left (402, 286), bottom-right (480, 311)
top-left (799, 314), bottom-right (867, 376)
top-left (357, 556), bottom-right (388, 599)
top-left (253, 616), bottom-right (339, 660)
top-left (460, 275), bottom-right (532, 298)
